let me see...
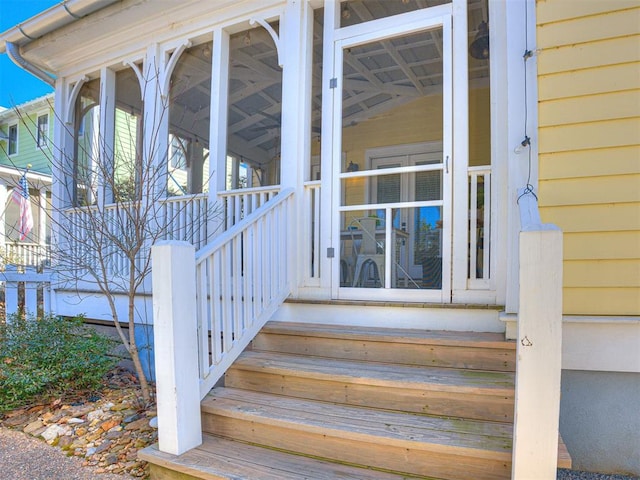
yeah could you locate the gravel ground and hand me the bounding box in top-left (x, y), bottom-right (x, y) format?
top-left (2, 426), bottom-right (638, 480)
top-left (0, 427), bottom-right (136, 480)
top-left (557, 469), bottom-right (638, 480)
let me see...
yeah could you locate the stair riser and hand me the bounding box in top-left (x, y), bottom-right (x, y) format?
top-left (202, 412), bottom-right (511, 480)
top-left (225, 370), bottom-right (514, 422)
top-left (252, 334), bottom-right (515, 371)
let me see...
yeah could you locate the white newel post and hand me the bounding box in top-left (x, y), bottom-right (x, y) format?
top-left (512, 189), bottom-right (563, 479)
top-left (151, 241), bottom-right (202, 455)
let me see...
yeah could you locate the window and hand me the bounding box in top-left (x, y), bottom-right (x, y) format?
top-left (37, 114), bottom-right (48, 148)
top-left (8, 124), bottom-right (17, 155)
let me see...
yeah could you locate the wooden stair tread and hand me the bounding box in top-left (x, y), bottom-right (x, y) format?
top-left (140, 434), bottom-right (414, 479)
top-left (202, 387), bottom-right (514, 460)
top-left (262, 321), bottom-right (516, 349)
top-left (232, 350), bottom-right (515, 395)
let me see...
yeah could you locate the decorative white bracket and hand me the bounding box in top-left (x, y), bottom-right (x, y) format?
top-left (250, 16), bottom-right (283, 67)
top-left (65, 75), bottom-right (89, 125)
top-left (160, 40), bottom-right (192, 101)
top-left (123, 60), bottom-right (145, 101)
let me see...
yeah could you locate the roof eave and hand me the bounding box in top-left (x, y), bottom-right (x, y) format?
top-left (0, 0), bottom-right (120, 54)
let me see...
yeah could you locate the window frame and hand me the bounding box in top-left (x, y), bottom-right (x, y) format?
top-left (36, 112), bottom-right (49, 148)
top-left (8, 123), bottom-right (18, 156)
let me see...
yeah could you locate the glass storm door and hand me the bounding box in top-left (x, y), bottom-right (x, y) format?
top-left (330, 10), bottom-right (453, 302)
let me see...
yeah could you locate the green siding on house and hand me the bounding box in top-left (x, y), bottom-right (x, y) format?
top-left (0, 104), bottom-right (53, 175)
top-left (536, 0), bottom-right (640, 315)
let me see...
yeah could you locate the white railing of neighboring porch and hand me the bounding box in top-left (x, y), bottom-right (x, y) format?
top-left (3, 243), bottom-right (51, 268)
top-left (151, 188), bottom-right (294, 455)
top-left (0, 266), bottom-right (54, 321)
top-left (512, 187), bottom-right (563, 479)
top-left (219, 186), bottom-right (280, 230)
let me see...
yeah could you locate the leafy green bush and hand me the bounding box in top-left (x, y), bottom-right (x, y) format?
top-left (0, 315), bottom-right (117, 412)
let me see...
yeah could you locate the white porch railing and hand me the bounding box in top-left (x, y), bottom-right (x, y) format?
top-left (195, 187), bottom-right (294, 397)
top-left (219, 186), bottom-right (280, 230)
top-left (304, 181), bottom-right (321, 285)
top-left (468, 167), bottom-right (491, 287)
top-left (3, 243), bottom-right (51, 268)
top-left (512, 187), bottom-right (563, 479)
top-left (151, 189), bottom-right (294, 455)
top-left (160, 193), bottom-right (209, 249)
top-left (63, 193), bottom-right (210, 276)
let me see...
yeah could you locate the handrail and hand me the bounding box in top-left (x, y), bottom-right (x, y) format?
top-left (195, 188), bottom-right (294, 398)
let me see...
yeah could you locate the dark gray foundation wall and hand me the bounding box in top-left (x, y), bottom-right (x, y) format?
top-left (560, 370), bottom-right (640, 476)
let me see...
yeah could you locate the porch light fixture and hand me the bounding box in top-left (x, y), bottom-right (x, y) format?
top-left (469, 20), bottom-right (489, 60)
top-left (243, 31), bottom-right (251, 46)
top-left (346, 161), bottom-right (359, 172)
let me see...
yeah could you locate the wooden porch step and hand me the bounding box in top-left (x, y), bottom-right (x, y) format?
top-left (253, 321), bottom-right (516, 372)
top-left (139, 434), bottom-right (416, 480)
top-left (226, 350), bottom-right (515, 422)
top-left (201, 387), bottom-right (514, 480)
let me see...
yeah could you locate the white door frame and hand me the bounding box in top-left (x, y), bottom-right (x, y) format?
top-left (327, 6), bottom-right (455, 302)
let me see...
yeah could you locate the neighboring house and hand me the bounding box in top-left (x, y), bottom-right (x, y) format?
top-left (0, 94), bottom-right (53, 267)
top-left (0, 1), bottom-right (637, 479)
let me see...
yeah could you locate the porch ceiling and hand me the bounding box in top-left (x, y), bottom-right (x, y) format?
top-left (15, 0), bottom-right (489, 169)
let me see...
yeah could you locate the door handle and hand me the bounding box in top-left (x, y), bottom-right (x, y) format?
top-left (445, 155), bottom-right (449, 174)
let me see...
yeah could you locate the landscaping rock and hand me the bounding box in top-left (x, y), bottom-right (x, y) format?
top-left (0, 366), bottom-right (154, 478)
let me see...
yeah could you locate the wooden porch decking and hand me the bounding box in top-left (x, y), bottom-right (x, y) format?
top-left (140, 320), bottom-right (571, 479)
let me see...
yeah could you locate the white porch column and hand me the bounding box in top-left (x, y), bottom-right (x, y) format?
top-left (99, 67), bottom-right (116, 206)
top-left (151, 241), bottom-right (202, 455)
top-left (208, 28), bottom-right (230, 240)
top-left (280, 0), bottom-right (314, 296)
top-left (504, 0), bottom-right (539, 314)
top-left (0, 181), bottom-right (7, 252)
top-left (38, 188), bottom-right (47, 247)
top-left (143, 44), bottom-right (170, 199)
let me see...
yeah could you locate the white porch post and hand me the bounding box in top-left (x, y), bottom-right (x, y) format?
top-left (38, 188), bottom-right (48, 266)
top-left (512, 189), bottom-right (563, 479)
top-left (504, 0), bottom-right (539, 314)
top-left (0, 181), bottom-right (7, 252)
top-left (151, 241), bottom-right (202, 455)
top-left (280, 0), bottom-right (314, 296)
top-left (208, 27), bottom-right (230, 240)
top-left (99, 67), bottom-right (116, 207)
top-left (144, 44), bottom-right (169, 199)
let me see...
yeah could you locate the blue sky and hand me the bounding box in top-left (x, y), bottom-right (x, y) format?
top-left (0, 0), bottom-right (59, 108)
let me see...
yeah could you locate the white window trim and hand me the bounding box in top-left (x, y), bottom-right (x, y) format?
top-left (36, 111), bottom-right (50, 149)
top-left (7, 123), bottom-right (18, 156)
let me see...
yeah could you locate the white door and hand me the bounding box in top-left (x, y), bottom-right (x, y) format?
top-left (330, 10), bottom-right (453, 302)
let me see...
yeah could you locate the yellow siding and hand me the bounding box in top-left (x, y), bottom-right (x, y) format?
top-left (564, 232), bottom-right (640, 261)
top-left (564, 288), bottom-right (640, 316)
top-left (537, 1), bottom-right (640, 315)
top-left (537, 8), bottom-right (640, 48)
top-left (565, 260), bottom-right (640, 288)
top-left (537, 0), bottom-right (639, 24)
top-left (540, 146), bottom-right (640, 179)
top-left (539, 63), bottom-right (640, 101)
top-left (538, 90), bottom-right (639, 127)
top-left (539, 174), bottom-right (640, 206)
top-left (539, 118), bottom-right (639, 153)
top-left (538, 35), bottom-right (640, 75)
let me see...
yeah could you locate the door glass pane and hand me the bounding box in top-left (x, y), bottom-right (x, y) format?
top-left (340, 210), bottom-right (386, 288)
top-left (339, 25), bottom-right (445, 291)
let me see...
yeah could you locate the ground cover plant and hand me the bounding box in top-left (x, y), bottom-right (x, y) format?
top-left (0, 314), bottom-right (117, 412)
